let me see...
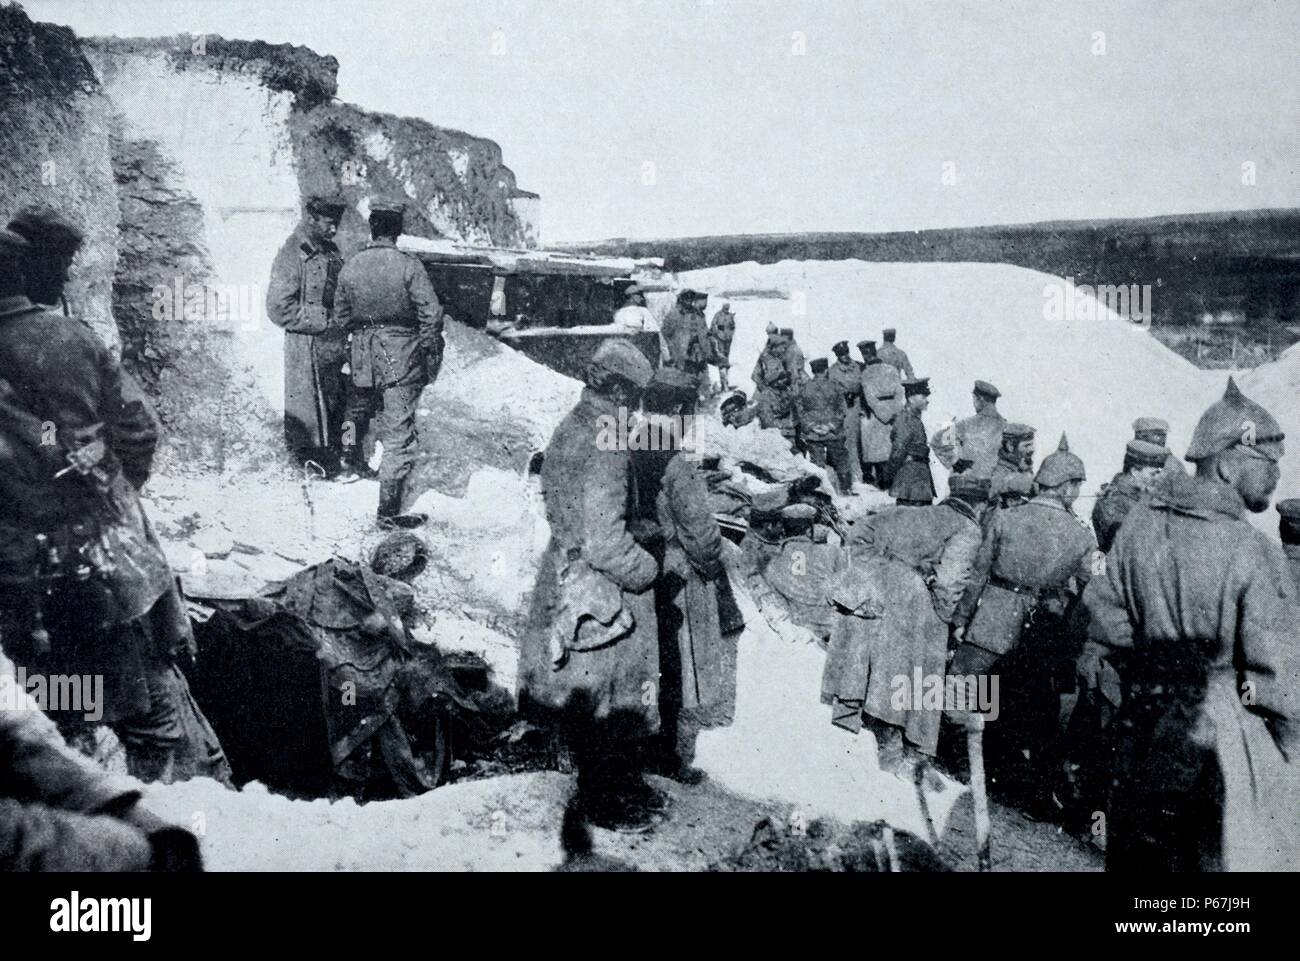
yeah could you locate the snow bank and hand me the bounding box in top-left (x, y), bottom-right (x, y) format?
top-left (145, 772), bottom-right (568, 871)
top-left (1241, 343), bottom-right (1300, 503)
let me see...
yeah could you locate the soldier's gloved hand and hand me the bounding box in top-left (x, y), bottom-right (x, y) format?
top-left (66, 436), bottom-right (107, 475)
top-left (118, 805), bottom-right (204, 873)
top-left (1076, 644), bottom-right (1105, 692)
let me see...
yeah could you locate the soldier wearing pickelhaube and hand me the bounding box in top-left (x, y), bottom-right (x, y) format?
top-left (1082, 378), bottom-right (1300, 871)
top-left (951, 434), bottom-right (1097, 804)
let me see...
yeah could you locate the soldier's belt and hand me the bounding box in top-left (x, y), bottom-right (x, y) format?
top-left (987, 575), bottom-right (1042, 597)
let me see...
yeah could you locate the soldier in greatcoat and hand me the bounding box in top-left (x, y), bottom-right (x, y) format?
top-left (858, 340), bottom-right (903, 487)
top-left (1082, 379), bottom-right (1300, 871)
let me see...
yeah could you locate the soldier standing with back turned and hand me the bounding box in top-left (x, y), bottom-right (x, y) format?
top-left (334, 200), bottom-right (445, 528)
top-left (1082, 379), bottom-right (1300, 871)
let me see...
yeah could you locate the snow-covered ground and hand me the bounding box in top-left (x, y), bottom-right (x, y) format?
top-left (140, 258), bottom-right (1296, 869)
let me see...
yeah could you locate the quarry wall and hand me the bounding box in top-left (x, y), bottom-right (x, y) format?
top-left (2, 5), bottom-right (539, 470)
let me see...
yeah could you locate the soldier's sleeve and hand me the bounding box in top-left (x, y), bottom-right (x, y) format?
top-left (902, 351), bottom-right (915, 380)
top-left (931, 521), bottom-right (983, 623)
top-left (406, 259), bottom-right (445, 379)
top-left (581, 449), bottom-right (657, 593)
top-left (954, 514), bottom-right (998, 627)
top-left (664, 458), bottom-right (724, 579)
top-left (333, 262), bottom-right (355, 331)
top-left (0, 661), bottom-right (142, 818)
top-left (884, 417), bottom-right (907, 484)
top-left (98, 345), bottom-right (160, 489)
top-left (1235, 542), bottom-right (1300, 758)
top-left (265, 240), bottom-right (302, 331)
top-left (0, 800), bottom-right (156, 872)
top-left (1081, 537), bottom-right (1136, 656)
top-left (751, 356), bottom-right (764, 387)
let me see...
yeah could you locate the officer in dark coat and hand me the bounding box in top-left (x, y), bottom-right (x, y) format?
top-left (1279, 499), bottom-right (1300, 594)
top-left (795, 357), bottom-right (852, 493)
top-left (885, 377), bottom-right (936, 505)
top-left (1083, 379), bottom-right (1299, 871)
top-left (0, 217), bottom-right (229, 784)
top-left (1091, 439), bottom-right (1168, 552)
top-left (266, 195), bottom-right (349, 475)
top-left (334, 200), bottom-right (445, 527)
top-left (827, 341), bottom-right (864, 486)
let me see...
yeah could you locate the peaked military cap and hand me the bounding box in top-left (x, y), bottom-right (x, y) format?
top-left (902, 377), bottom-right (931, 396)
top-left (369, 199), bottom-right (407, 216)
top-left (1036, 433), bottom-right (1086, 487)
top-left (1132, 416), bottom-right (1169, 436)
top-left (8, 207), bottom-right (83, 253)
top-left (1184, 377), bottom-right (1284, 463)
top-left (882, 328), bottom-right (897, 339)
top-left (0, 228), bottom-right (31, 255)
top-left (306, 194), bottom-right (347, 218)
top-left (1002, 423), bottom-right (1035, 443)
top-left (1124, 439), bottom-right (1169, 469)
top-left (832, 340), bottom-right (850, 356)
top-left (973, 380), bottom-right (1000, 400)
top-left (779, 327), bottom-right (794, 338)
top-left (948, 474), bottom-right (992, 498)
top-left (1278, 499), bottom-right (1300, 543)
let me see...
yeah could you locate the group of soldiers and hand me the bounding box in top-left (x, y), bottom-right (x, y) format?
top-left (266, 195), bottom-right (445, 528)
top-left (529, 296), bottom-right (1298, 870)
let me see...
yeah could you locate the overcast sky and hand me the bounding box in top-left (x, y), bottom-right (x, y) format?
top-left (24, 0), bottom-right (1300, 242)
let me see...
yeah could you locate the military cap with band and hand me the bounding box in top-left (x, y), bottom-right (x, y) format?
top-left (0, 228), bottom-right (31, 255)
top-left (1123, 439), bottom-right (1169, 470)
top-left (948, 474), bottom-right (992, 498)
top-left (589, 338), bottom-right (654, 388)
top-left (973, 380), bottom-right (1000, 400)
top-left (810, 357), bottom-right (829, 374)
top-left (369, 199), bottom-right (407, 216)
top-left (856, 339), bottom-right (876, 351)
top-left (7, 207), bottom-right (83, 252)
top-left (1002, 423), bottom-right (1035, 443)
top-left (1184, 377), bottom-right (1284, 463)
top-left (832, 340), bottom-right (850, 356)
top-left (1036, 433), bottom-right (1086, 487)
top-left (1277, 499), bottom-right (1300, 543)
top-left (1133, 416), bottom-right (1169, 436)
top-left (882, 328), bottom-right (897, 338)
top-left (902, 376), bottom-right (931, 396)
top-left (306, 194), bottom-right (347, 218)
top-left (779, 327), bottom-right (794, 338)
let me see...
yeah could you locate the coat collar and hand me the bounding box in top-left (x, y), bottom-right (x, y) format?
top-left (1147, 471), bottom-right (1247, 522)
top-left (941, 497), bottom-right (980, 525)
top-left (296, 227), bottom-right (338, 257)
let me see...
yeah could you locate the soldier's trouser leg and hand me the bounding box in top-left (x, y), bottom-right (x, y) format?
top-left (805, 440), bottom-right (829, 469)
top-left (376, 383), bottom-right (424, 517)
top-left (826, 438), bottom-right (852, 493)
top-left (315, 342), bottom-right (350, 471)
top-left (843, 408), bottom-right (862, 485)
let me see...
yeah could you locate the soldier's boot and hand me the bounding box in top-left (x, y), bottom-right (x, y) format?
top-left (376, 479), bottom-right (427, 530)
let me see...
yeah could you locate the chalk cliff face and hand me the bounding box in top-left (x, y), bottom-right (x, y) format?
top-left (1, 6), bottom-right (539, 470)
